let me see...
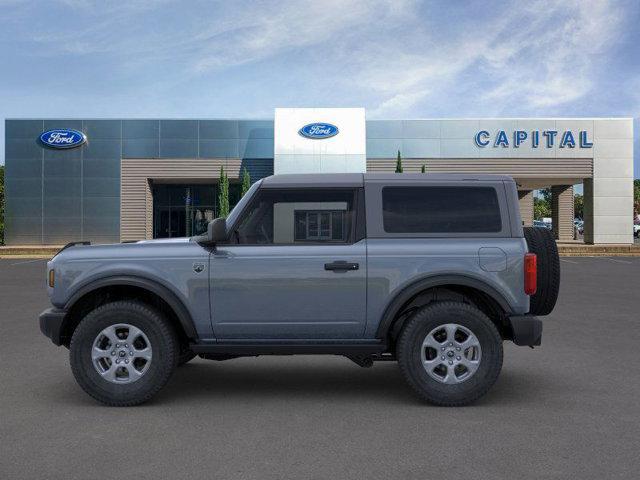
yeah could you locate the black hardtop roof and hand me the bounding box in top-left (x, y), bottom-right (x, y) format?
top-left (261, 173), bottom-right (514, 188)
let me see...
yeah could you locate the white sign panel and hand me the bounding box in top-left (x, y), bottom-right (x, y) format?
top-left (274, 107), bottom-right (366, 174)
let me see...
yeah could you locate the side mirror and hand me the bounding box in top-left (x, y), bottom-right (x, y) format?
top-left (208, 217), bottom-right (227, 243)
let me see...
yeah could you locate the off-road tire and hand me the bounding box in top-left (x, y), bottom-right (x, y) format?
top-left (523, 226), bottom-right (560, 316)
top-left (397, 302), bottom-right (503, 406)
top-left (70, 300), bottom-right (178, 406)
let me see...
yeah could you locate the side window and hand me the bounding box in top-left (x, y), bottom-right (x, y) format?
top-left (382, 186), bottom-right (502, 233)
top-left (233, 189), bottom-right (357, 245)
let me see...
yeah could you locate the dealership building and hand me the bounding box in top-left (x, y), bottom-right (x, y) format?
top-left (4, 108), bottom-right (634, 245)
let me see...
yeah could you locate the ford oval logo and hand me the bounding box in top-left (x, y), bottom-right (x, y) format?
top-left (298, 123), bottom-right (339, 139)
top-left (39, 129), bottom-right (86, 149)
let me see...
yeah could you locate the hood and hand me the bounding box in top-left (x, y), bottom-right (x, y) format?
top-left (51, 237), bottom-right (194, 262)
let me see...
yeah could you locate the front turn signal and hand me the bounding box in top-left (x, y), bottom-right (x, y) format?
top-left (48, 269), bottom-right (55, 288)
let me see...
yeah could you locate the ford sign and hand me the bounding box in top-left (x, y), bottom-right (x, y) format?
top-left (39, 129), bottom-right (86, 149)
top-left (298, 123), bottom-right (339, 139)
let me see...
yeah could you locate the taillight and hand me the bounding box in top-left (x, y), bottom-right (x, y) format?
top-left (524, 253), bottom-right (537, 295)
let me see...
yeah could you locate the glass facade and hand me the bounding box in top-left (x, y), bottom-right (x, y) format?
top-left (6, 119), bottom-right (122, 245)
top-left (366, 120), bottom-right (441, 158)
top-left (4, 119), bottom-right (275, 244)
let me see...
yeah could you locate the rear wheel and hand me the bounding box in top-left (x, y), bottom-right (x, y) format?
top-left (397, 302), bottom-right (503, 406)
top-left (70, 301), bottom-right (178, 406)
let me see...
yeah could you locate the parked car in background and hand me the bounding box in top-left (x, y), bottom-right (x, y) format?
top-left (533, 220), bottom-right (552, 230)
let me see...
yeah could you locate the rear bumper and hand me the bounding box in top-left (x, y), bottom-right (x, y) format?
top-left (507, 315), bottom-right (542, 346)
top-left (39, 308), bottom-right (67, 346)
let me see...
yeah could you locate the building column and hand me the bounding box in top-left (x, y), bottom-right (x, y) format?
top-left (518, 190), bottom-right (534, 226)
top-left (583, 179), bottom-right (594, 244)
top-left (552, 185), bottom-right (574, 241)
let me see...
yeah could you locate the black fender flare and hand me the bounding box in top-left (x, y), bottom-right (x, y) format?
top-left (375, 274), bottom-right (514, 339)
top-left (64, 275), bottom-right (198, 339)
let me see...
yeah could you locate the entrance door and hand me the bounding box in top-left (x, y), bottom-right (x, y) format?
top-left (210, 187), bottom-right (367, 339)
top-left (152, 184), bottom-right (217, 238)
top-left (154, 207), bottom-right (187, 238)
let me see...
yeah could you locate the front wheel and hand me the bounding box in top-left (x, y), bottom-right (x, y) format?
top-left (70, 301), bottom-right (178, 406)
top-left (397, 302), bottom-right (503, 406)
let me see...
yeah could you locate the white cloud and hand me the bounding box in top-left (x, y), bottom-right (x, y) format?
top-left (477, 0), bottom-right (623, 112)
top-left (369, 88), bottom-right (430, 117)
top-left (0, 0), bottom-right (632, 118)
top-left (357, 0), bottom-right (626, 116)
top-left (190, 0), bottom-right (417, 72)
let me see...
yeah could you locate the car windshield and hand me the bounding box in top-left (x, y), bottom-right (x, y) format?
top-left (189, 180), bottom-right (261, 242)
top-left (225, 180), bottom-right (261, 229)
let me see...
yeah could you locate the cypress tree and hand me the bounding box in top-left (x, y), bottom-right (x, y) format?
top-left (395, 150), bottom-right (403, 173)
top-left (218, 166), bottom-right (229, 218)
top-left (421, 164), bottom-right (426, 173)
top-left (241, 167), bottom-right (251, 197)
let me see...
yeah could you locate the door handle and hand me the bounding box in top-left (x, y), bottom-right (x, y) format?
top-left (324, 261), bottom-right (359, 271)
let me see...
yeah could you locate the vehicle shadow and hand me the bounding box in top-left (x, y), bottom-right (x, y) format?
top-left (161, 358), bottom-right (411, 404)
top-left (46, 357), bottom-right (551, 408)
top-left (155, 358), bottom-right (549, 407)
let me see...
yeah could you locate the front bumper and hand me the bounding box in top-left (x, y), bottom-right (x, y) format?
top-left (507, 315), bottom-right (542, 346)
top-left (39, 308), bottom-right (67, 346)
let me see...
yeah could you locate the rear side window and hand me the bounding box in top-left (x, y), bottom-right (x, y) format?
top-left (382, 186), bottom-right (502, 233)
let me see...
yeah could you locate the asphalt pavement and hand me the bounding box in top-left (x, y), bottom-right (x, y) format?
top-left (1, 256), bottom-right (639, 479)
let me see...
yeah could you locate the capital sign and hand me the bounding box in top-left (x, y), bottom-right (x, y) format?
top-left (474, 130), bottom-right (593, 148)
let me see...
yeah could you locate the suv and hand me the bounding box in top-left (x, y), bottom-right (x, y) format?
top-left (39, 173), bottom-right (560, 406)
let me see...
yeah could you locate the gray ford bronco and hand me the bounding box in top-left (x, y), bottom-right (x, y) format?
top-left (39, 173), bottom-right (560, 406)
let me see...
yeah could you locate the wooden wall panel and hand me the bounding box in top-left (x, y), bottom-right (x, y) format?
top-left (121, 158), bottom-right (242, 241)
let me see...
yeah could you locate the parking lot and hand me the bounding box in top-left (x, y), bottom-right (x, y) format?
top-left (1, 256), bottom-right (639, 479)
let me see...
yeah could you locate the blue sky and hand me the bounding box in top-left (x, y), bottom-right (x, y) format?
top-left (1, 0), bottom-right (639, 176)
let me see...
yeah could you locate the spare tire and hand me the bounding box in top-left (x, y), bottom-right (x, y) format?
top-left (523, 227), bottom-right (560, 316)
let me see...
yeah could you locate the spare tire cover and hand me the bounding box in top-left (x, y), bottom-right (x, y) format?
top-left (523, 226), bottom-right (560, 316)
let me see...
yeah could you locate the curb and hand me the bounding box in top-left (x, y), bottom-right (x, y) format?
top-left (0, 255), bottom-right (52, 260)
top-left (559, 252), bottom-right (640, 257)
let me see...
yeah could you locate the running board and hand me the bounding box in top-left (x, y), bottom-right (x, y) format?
top-left (190, 340), bottom-right (387, 356)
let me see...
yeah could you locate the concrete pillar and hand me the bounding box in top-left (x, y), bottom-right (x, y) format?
top-left (552, 185), bottom-right (574, 241)
top-left (591, 118), bottom-right (634, 244)
top-left (518, 190), bottom-right (534, 226)
top-left (583, 179), bottom-right (594, 244)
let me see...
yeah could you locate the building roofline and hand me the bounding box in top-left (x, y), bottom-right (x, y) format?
top-left (5, 116), bottom-right (635, 121)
